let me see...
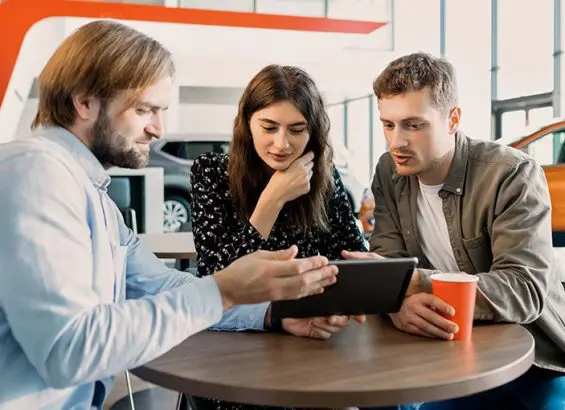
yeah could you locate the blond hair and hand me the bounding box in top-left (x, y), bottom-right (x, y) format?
top-left (32, 20), bottom-right (174, 129)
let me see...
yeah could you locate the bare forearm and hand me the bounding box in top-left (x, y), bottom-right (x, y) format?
top-left (250, 193), bottom-right (283, 239)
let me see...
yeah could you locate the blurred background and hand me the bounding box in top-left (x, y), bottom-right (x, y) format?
top-left (1, 0), bottom-right (563, 239)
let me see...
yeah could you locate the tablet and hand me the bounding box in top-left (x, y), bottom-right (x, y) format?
top-left (271, 257), bottom-right (418, 319)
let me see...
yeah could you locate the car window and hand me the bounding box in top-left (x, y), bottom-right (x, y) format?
top-left (186, 141), bottom-right (230, 160)
top-left (523, 129), bottom-right (565, 166)
top-left (160, 141), bottom-right (230, 160)
top-left (160, 142), bottom-right (188, 159)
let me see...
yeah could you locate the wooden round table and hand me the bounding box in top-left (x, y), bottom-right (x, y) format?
top-left (132, 316), bottom-right (535, 408)
top-left (138, 232), bottom-right (196, 260)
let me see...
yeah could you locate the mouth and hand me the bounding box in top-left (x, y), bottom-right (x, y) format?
top-left (269, 153), bottom-right (291, 162)
top-left (136, 139), bottom-right (153, 146)
top-left (392, 153), bottom-right (412, 165)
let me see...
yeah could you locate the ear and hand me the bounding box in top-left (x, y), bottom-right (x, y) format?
top-left (71, 94), bottom-right (100, 122)
top-left (448, 107), bottom-right (462, 134)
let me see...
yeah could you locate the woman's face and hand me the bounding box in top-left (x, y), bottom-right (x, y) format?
top-left (249, 100), bottom-right (310, 171)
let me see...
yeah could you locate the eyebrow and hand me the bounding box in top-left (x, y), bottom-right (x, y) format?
top-left (258, 118), bottom-right (307, 127)
top-left (137, 101), bottom-right (169, 111)
top-left (380, 116), bottom-right (426, 122)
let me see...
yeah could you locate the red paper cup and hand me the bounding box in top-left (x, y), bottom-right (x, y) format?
top-left (430, 273), bottom-right (479, 341)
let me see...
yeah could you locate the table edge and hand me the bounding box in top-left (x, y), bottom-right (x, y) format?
top-left (132, 337), bottom-right (535, 408)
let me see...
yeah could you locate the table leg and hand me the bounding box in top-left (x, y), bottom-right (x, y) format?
top-left (175, 393), bottom-right (183, 410)
top-left (125, 371), bottom-right (136, 410)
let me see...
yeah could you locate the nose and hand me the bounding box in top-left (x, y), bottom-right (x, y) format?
top-left (387, 127), bottom-right (408, 151)
top-left (273, 129), bottom-right (289, 150)
top-left (146, 111), bottom-right (164, 139)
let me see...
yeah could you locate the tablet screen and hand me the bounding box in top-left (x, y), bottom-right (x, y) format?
top-left (271, 257), bottom-right (418, 319)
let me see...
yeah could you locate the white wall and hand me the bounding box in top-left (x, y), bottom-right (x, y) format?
top-left (0, 1), bottom-right (494, 185)
top-left (444, 0), bottom-right (492, 141)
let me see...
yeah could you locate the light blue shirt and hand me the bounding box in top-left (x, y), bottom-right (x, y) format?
top-left (0, 127), bottom-right (269, 409)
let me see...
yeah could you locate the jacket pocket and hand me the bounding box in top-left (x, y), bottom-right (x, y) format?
top-left (462, 231), bottom-right (492, 274)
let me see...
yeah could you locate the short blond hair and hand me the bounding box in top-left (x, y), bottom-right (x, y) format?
top-left (32, 20), bottom-right (174, 129)
top-left (373, 52), bottom-right (457, 112)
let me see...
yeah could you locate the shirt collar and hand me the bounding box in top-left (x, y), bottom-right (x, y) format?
top-left (441, 131), bottom-right (468, 196)
top-left (36, 126), bottom-right (111, 190)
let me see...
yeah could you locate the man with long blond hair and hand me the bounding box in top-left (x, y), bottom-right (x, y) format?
top-left (0, 20), bottom-right (343, 409)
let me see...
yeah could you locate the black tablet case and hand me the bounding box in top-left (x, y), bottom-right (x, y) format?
top-left (271, 257), bottom-right (418, 319)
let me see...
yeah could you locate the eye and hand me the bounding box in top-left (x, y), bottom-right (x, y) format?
top-left (289, 128), bottom-right (307, 135)
top-left (136, 107), bottom-right (151, 115)
top-left (406, 122), bottom-right (425, 130)
top-left (382, 123), bottom-right (394, 130)
top-left (262, 126), bottom-right (277, 133)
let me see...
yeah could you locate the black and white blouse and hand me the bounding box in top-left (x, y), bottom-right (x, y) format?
top-left (190, 153), bottom-right (366, 409)
top-left (191, 152), bottom-right (367, 279)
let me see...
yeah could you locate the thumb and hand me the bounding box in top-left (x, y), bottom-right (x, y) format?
top-left (341, 250), bottom-right (383, 260)
top-left (268, 245), bottom-right (299, 261)
top-left (341, 250), bottom-right (366, 259)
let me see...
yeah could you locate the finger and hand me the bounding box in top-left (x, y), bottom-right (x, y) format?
top-left (282, 265), bottom-right (338, 298)
top-left (410, 314), bottom-right (454, 340)
top-left (311, 321), bottom-right (343, 334)
top-left (301, 265), bottom-right (339, 290)
top-left (403, 323), bottom-right (438, 339)
top-left (303, 160), bottom-right (315, 173)
top-left (326, 315), bottom-right (351, 327)
top-left (299, 151), bottom-right (315, 165)
top-left (423, 294), bottom-right (456, 317)
top-left (292, 255), bottom-right (333, 275)
top-left (341, 250), bottom-right (383, 259)
top-left (267, 255), bottom-right (331, 278)
top-left (308, 326), bottom-right (332, 340)
top-left (353, 315), bottom-right (367, 323)
top-left (416, 305), bottom-right (459, 335)
top-left (261, 245), bottom-right (299, 261)
top-left (301, 274), bottom-right (338, 297)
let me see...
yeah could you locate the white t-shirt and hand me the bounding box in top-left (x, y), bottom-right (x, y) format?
top-left (416, 182), bottom-right (459, 272)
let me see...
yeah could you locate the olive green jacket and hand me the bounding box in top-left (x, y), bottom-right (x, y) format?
top-left (370, 131), bottom-right (565, 372)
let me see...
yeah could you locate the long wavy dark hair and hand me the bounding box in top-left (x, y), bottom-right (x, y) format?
top-left (228, 64), bottom-right (334, 232)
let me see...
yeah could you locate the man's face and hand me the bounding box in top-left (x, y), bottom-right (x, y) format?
top-left (90, 76), bottom-right (172, 169)
top-left (378, 87), bottom-right (460, 184)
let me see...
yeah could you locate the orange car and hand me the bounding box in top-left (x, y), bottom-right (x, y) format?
top-left (503, 118), bottom-right (565, 241)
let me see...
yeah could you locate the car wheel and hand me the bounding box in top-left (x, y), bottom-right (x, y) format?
top-left (163, 195), bottom-right (191, 233)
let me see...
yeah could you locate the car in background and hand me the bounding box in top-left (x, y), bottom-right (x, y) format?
top-left (148, 133), bottom-right (370, 234)
top-left (496, 118), bottom-right (565, 240)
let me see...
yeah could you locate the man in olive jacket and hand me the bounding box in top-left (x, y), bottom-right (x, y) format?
top-left (344, 52), bottom-right (565, 409)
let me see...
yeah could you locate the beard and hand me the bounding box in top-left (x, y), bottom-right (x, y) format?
top-left (90, 106), bottom-right (150, 169)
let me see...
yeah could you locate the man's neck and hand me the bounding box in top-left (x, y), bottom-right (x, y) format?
top-left (66, 124), bottom-right (92, 150)
top-left (418, 147), bottom-right (456, 186)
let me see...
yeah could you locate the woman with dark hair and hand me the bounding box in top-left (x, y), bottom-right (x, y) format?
top-left (189, 63), bottom-right (369, 409)
top-left (189, 65), bottom-right (367, 409)
top-left (188, 63), bottom-right (368, 410)
top-left (192, 63), bottom-right (366, 272)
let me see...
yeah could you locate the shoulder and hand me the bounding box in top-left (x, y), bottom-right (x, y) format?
top-left (372, 152), bottom-right (396, 190)
top-left (328, 165), bottom-right (349, 202)
top-left (467, 137), bottom-right (531, 168)
top-left (0, 138), bottom-right (83, 189)
top-left (0, 139), bottom-right (87, 216)
top-left (466, 137), bottom-right (541, 177)
top-left (193, 152), bottom-right (229, 169)
top-left (191, 152), bottom-right (229, 179)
